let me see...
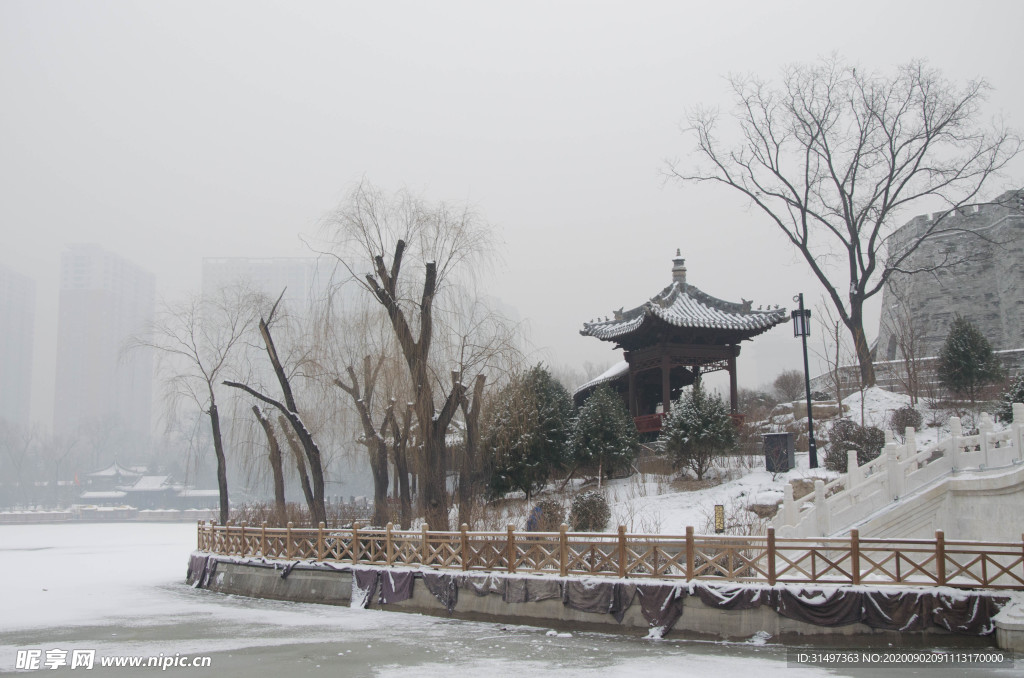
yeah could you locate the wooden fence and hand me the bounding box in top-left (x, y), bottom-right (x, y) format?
top-left (197, 521), bottom-right (1024, 590)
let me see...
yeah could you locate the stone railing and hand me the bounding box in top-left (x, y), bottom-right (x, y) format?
top-left (774, 404), bottom-right (1024, 539)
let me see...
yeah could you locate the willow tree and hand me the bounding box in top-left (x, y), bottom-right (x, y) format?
top-left (132, 284), bottom-right (262, 525)
top-left (670, 57), bottom-right (1020, 386)
top-left (322, 182), bottom-right (494, 530)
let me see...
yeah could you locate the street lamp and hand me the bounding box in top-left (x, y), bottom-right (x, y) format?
top-left (791, 293), bottom-right (819, 468)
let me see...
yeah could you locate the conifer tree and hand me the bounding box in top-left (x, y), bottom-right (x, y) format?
top-left (995, 374), bottom-right (1024, 423)
top-left (569, 384), bottom-right (638, 485)
top-left (482, 365), bottom-right (573, 500)
top-left (658, 383), bottom-right (735, 480)
top-left (937, 315), bottom-right (1003, 410)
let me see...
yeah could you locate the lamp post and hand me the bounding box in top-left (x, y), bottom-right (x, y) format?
top-left (791, 294), bottom-right (819, 468)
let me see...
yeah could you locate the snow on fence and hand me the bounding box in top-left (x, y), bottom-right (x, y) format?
top-left (773, 403), bottom-right (1024, 540)
top-left (197, 521), bottom-right (1024, 590)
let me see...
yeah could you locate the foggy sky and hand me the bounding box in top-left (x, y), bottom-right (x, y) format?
top-left (3, 0), bottom-right (1022, 427)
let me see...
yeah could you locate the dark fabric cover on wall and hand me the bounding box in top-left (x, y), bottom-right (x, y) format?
top-left (460, 574), bottom-right (505, 597)
top-left (279, 560), bottom-right (298, 580)
top-left (188, 554), bottom-right (208, 586)
top-left (861, 590), bottom-right (935, 632)
top-left (636, 583), bottom-right (684, 634)
top-left (379, 570), bottom-right (415, 605)
top-left (772, 588), bottom-right (864, 627)
top-left (932, 593), bottom-right (1005, 635)
top-left (562, 580), bottom-right (614, 614)
top-left (694, 583), bottom-right (770, 611)
top-left (352, 569), bottom-right (379, 609)
top-left (421, 572), bottom-right (459, 613)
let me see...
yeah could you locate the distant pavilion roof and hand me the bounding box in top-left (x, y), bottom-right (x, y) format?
top-left (86, 462), bottom-right (142, 479)
top-left (581, 279), bottom-right (788, 346)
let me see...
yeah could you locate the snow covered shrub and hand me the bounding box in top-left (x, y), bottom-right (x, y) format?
top-left (570, 491), bottom-right (610, 532)
top-left (482, 364), bottom-right (574, 500)
top-left (824, 419), bottom-right (885, 472)
top-left (658, 383), bottom-right (735, 480)
top-left (570, 384), bottom-right (638, 482)
top-left (995, 374), bottom-right (1024, 423)
top-left (888, 406), bottom-right (923, 441)
top-left (526, 498), bottom-right (566, 532)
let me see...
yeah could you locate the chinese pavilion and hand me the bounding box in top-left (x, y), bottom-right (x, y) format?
top-left (576, 252), bottom-right (788, 433)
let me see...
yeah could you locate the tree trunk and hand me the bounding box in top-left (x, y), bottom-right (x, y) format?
top-left (279, 414), bottom-right (315, 520)
top-left (208, 402), bottom-right (229, 525)
top-left (252, 406), bottom-right (286, 521)
top-left (847, 302), bottom-right (876, 388)
top-left (457, 374), bottom-right (486, 527)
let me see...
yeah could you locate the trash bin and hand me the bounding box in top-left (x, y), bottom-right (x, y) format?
top-left (763, 432), bottom-right (795, 473)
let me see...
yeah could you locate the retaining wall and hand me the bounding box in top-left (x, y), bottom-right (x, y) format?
top-left (187, 554), bottom-right (1015, 647)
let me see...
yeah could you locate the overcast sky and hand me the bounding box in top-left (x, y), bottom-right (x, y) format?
top-left (3, 0), bottom-right (1023, 427)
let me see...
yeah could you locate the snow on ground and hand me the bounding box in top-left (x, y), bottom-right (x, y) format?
top-left (603, 458), bottom-right (833, 536)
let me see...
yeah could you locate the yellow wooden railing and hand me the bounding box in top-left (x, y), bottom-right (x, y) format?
top-left (197, 521), bottom-right (1024, 590)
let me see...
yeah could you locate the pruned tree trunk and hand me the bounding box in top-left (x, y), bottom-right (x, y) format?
top-left (279, 414), bottom-right (315, 517)
top-left (252, 405), bottom-right (286, 522)
top-left (457, 373), bottom-right (486, 527)
top-left (334, 355), bottom-right (391, 527)
top-left (208, 400), bottom-right (230, 525)
top-left (389, 404), bottom-right (415, 529)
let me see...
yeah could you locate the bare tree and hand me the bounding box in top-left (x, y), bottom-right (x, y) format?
top-left (772, 369), bottom-right (805, 402)
top-left (878, 282), bottom-right (927, 405)
top-left (131, 285), bottom-right (262, 524)
top-left (225, 294), bottom-right (328, 526)
top-left (322, 182), bottom-right (494, 530)
top-left (670, 57), bottom-right (1020, 386)
top-left (334, 355), bottom-right (393, 527)
top-left (251, 406), bottom-right (286, 521)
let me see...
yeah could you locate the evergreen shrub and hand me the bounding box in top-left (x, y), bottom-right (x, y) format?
top-left (824, 419), bottom-right (885, 472)
top-left (570, 491), bottom-right (610, 532)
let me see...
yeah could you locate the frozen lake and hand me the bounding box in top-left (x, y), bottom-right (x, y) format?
top-left (0, 523), bottom-right (1013, 676)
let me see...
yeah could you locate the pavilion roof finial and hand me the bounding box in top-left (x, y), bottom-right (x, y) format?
top-left (671, 250), bottom-right (687, 285)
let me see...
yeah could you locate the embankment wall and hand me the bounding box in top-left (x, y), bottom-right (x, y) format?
top-left (188, 555), bottom-right (1011, 647)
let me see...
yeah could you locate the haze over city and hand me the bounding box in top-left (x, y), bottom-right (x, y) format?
top-left (2, 0), bottom-right (1022, 431)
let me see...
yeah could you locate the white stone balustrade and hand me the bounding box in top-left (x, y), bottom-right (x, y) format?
top-left (774, 404), bottom-right (1024, 538)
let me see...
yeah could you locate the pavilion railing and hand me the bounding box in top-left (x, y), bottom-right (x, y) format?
top-left (197, 522), bottom-right (1024, 590)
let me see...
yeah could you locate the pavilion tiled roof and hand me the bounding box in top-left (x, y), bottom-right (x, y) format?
top-left (581, 280), bottom-right (788, 341)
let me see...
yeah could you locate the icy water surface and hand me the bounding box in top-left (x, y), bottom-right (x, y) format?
top-left (0, 523), bottom-right (1014, 677)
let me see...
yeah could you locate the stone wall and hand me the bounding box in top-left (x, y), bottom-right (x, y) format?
top-left (876, 190), bottom-right (1024, 362)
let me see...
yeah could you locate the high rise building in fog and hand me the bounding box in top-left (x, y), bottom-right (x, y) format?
top-left (201, 257), bottom-right (331, 311)
top-left (0, 264), bottom-right (36, 424)
top-left (53, 244), bottom-right (155, 436)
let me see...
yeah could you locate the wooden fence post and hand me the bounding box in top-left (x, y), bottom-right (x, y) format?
top-left (317, 522), bottom-right (325, 562)
top-left (261, 522), bottom-right (267, 557)
top-left (239, 522), bottom-right (246, 557)
top-left (617, 525), bottom-right (627, 579)
top-left (420, 523), bottom-right (429, 566)
top-left (507, 524), bottom-right (516, 573)
top-left (935, 530), bottom-right (946, 586)
top-left (767, 527), bottom-right (776, 585)
top-left (286, 522), bottom-right (293, 559)
top-left (460, 523), bottom-right (470, 571)
top-left (352, 522), bottom-right (360, 563)
top-left (386, 522), bottom-right (394, 565)
top-left (850, 529), bottom-right (860, 585)
top-left (685, 526), bottom-right (694, 581)
top-left (559, 523), bottom-right (569, 577)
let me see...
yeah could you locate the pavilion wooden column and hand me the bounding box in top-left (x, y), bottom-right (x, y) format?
top-left (728, 352), bottom-right (738, 414)
top-left (661, 355), bottom-right (671, 414)
top-left (627, 367), bottom-right (637, 417)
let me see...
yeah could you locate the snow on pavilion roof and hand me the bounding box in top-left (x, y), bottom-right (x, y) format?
top-left (86, 461), bottom-right (142, 478)
top-left (581, 280), bottom-right (788, 342)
